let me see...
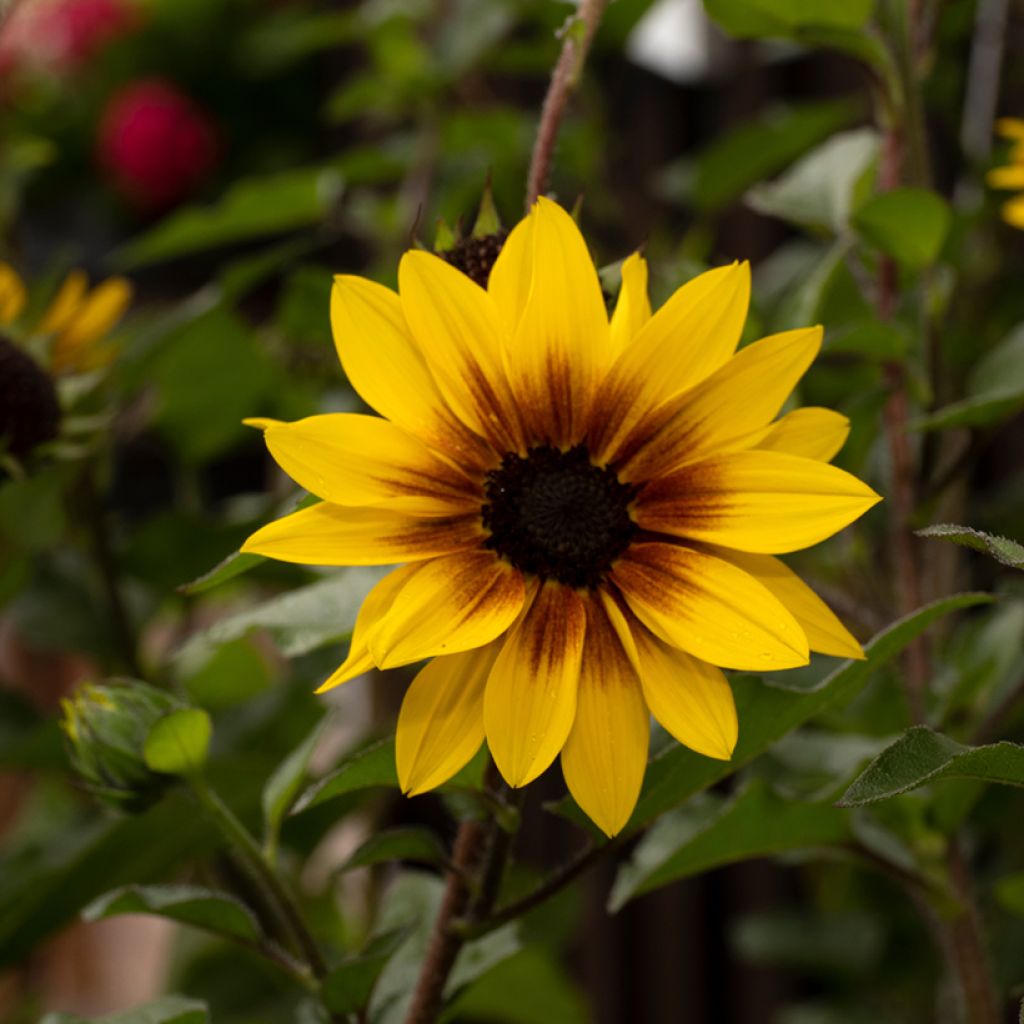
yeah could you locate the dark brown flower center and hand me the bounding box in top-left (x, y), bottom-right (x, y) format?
top-left (482, 444), bottom-right (637, 588)
top-left (440, 231), bottom-right (508, 288)
top-left (0, 335), bottom-right (60, 463)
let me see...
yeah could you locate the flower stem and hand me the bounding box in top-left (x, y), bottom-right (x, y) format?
top-left (189, 775), bottom-right (328, 981)
top-left (525, 0), bottom-right (609, 209)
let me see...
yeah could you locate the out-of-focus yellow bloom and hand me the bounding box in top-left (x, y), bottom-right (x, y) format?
top-left (986, 118), bottom-right (1024, 229)
top-left (0, 262), bottom-right (132, 372)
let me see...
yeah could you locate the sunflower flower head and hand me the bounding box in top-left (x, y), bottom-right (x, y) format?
top-left (986, 118), bottom-right (1024, 229)
top-left (435, 183), bottom-right (507, 289)
top-left (243, 197), bottom-right (881, 836)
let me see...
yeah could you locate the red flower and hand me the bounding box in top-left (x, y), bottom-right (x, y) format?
top-left (96, 79), bottom-right (220, 211)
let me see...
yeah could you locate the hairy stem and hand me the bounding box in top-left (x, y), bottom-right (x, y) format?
top-left (525, 0), bottom-right (608, 209)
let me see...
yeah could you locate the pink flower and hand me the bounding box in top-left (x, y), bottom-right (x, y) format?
top-left (96, 79), bottom-right (220, 211)
top-left (0, 0), bottom-right (140, 77)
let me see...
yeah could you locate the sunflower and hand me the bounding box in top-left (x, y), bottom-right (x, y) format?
top-left (986, 118), bottom-right (1024, 229)
top-left (243, 198), bottom-right (880, 836)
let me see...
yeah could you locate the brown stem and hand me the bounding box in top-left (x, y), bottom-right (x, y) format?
top-left (525, 0), bottom-right (608, 209)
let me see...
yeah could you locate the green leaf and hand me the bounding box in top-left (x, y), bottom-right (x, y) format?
top-left (114, 167), bottom-right (344, 268)
top-left (177, 550), bottom-right (266, 596)
top-left (610, 780), bottom-right (850, 908)
top-left (746, 129), bottom-right (878, 233)
top-left (667, 99), bottom-right (861, 213)
top-left (994, 872), bottom-right (1024, 917)
top-left (704, 0), bottom-right (874, 37)
top-left (181, 638), bottom-right (273, 711)
top-left (852, 187), bottom-right (951, 268)
top-left (144, 708), bottom-right (212, 776)
top-left (340, 828), bottom-right (449, 873)
top-left (176, 567), bottom-right (386, 663)
top-left (916, 524), bottom-right (1024, 570)
top-left (40, 995), bottom-right (209, 1024)
top-left (293, 736), bottom-right (398, 813)
top-left (838, 726), bottom-right (1024, 806)
top-left (83, 884), bottom-right (260, 942)
top-left (262, 717), bottom-right (327, 853)
top-left (628, 593), bottom-right (993, 830)
top-left (322, 929), bottom-right (408, 1015)
top-left (0, 473), bottom-right (66, 551)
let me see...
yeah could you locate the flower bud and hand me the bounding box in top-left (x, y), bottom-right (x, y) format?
top-left (61, 681), bottom-right (181, 813)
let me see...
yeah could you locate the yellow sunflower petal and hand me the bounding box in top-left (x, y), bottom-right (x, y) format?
top-left (619, 614), bottom-right (737, 761)
top-left (259, 414), bottom-right (477, 515)
top-left (504, 197), bottom-right (610, 447)
top-left (484, 580), bottom-right (586, 788)
top-left (315, 566), bottom-right (413, 692)
top-left (330, 275), bottom-right (487, 464)
top-left (560, 594), bottom-right (649, 837)
top-left (487, 211), bottom-right (534, 336)
top-left (0, 263), bottom-right (27, 324)
top-left (609, 251), bottom-right (651, 357)
top-left (755, 407), bottom-right (850, 461)
top-left (591, 262), bottom-right (750, 462)
top-left (36, 270), bottom-right (88, 335)
top-left (1003, 195), bottom-right (1024, 229)
top-left (987, 165), bottom-right (1024, 190)
top-left (635, 450), bottom-right (881, 554)
top-left (618, 325), bottom-right (823, 482)
top-left (396, 641), bottom-right (501, 795)
top-left (399, 250), bottom-right (522, 452)
top-left (715, 549), bottom-right (865, 660)
top-left (369, 551), bottom-right (525, 669)
top-left (240, 503), bottom-right (482, 566)
top-left (996, 118), bottom-right (1024, 140)
top-left (611, 542), bottom-right (809, 671)
top-left (51, 277), bottom-right (132, 368)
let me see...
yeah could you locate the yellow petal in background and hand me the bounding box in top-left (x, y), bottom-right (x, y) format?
top-left (0, 263), bottom-right (27, 324)
top-left (986, 165), bottom-right (1024, 190)
top-left (561, 595), bottom-right (649, 837)
top-left (996, 117), bottom-right (1024, 140)
top-left (636, 450), bottom-right (881, 554)
top-left (618, 325), bottom-right (823, 482)
top-left (608, 251), bottom-right (651, 357)
top-left (240, 503), bottom-right (482, 566)
top-left (717, 549), bottom-right (865, 660)
top-left (315, 566), bottom-right (415, 692)
top-left (504, 197), bottom-right (610, 446)
top-left (755, 407), bottom-right (850, 461)
top-left (369, 551), bottom-right (525, 668)
top-left (37, 269), bottom-right (88, 335)
top-left (612, 542), bottom-right (809, 671)
top-left (485, 580), bottom-right (586, 788)
top-left (1003, 195), bottom-right (1024, 229)
top-left (397, 641), bottom-right (501, 795)
top-left (260, 414), bottom-right (477, 515)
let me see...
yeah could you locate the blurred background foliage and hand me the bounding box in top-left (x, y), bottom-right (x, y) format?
top-left (1, 0), bottom-right (1024, 1022)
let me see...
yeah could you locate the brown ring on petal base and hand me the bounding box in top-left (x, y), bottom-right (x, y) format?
top-left (481, 444), bottom-right (637, 588)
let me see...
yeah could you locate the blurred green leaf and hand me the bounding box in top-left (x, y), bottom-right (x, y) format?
top-left (0, 473), bottom-right (66, 551)
top-left (40, 996), bottom-right (209, 1024)
top-left (994, 872), bottom-right (1024, 917)
top-left (84, 884), bottom-right (261, 943)
top-left (853, 187), bottom-right (951, 268)
top-left (838, 726), bottom-right (1024, 806)
top-left (151, 306), bottom-right (274, 463)
top-left (262, 716), bottom-right (326, 854)
top-left (630, 593), bottom-right (993, 829)
top-left (704, 0), bottom-right (874, 36)
top-left (177, 567), bottom-right (386, 663)
top-left (182, 638), bottom-right (273, 711)
top-left (115, 168), bottom-right (344, 268)
top-left (237, 10), bottom-right (358, 73)
top-left (294, 736), bottom-right (398, 813)
top-left (747, 129), bottom-right (878, 233)
top-left (443, 947), bottom-right (589, 1024)
top-left (916, 524), bottom-right (1024, 569)
top-left (322, 929), bottom-right (408, 1015)
top-left (665, 99), bottom-right (861, 213)
top-left (177, 550), bottom-right (267, 596)
top-left (341, 828), bottom-right (449, 873)
top-left (611, 780), bottom-right (850, 908)
top-left (144, 708), bottom-right (212, 776)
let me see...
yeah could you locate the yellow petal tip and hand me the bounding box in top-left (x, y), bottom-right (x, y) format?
top-left (242, 417), bottom-right (280, 431)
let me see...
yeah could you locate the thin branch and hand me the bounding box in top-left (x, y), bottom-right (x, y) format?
top-left (525, 0), bottom-right (609, 209)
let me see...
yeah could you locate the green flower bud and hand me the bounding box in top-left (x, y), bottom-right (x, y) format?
top-left (61, 681), bottom-right (182, 813)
